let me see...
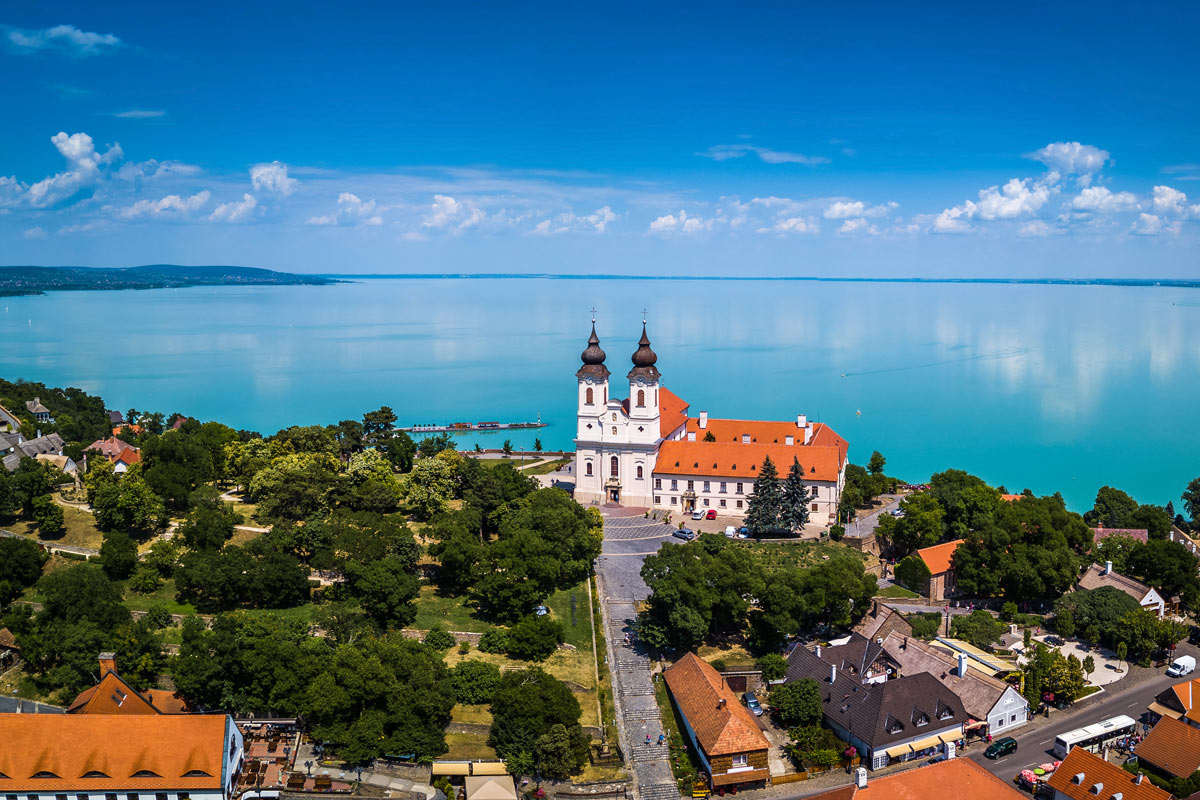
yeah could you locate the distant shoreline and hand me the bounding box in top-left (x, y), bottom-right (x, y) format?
top-left (322, 273), bottom-right (1200, 288)
top-left (0, 265), bottom-right (340, 297)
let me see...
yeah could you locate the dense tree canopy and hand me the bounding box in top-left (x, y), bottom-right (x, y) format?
top-left (489, 668), bottom-right (587, 776)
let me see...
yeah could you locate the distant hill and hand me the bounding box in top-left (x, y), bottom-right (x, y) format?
top-left (0, 265), bottom-right (340, 296)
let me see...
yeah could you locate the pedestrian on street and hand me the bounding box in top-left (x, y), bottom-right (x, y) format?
top-left (646, 734), bottom-right (651, 746)
top-left (659, 734), bottom-right (666, 746)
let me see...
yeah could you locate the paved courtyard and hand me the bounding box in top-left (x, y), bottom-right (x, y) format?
top-left (595, 511), bottom-right (684, 800)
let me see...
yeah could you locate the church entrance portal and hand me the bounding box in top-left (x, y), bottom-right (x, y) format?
top-left (609, 488), bottom-right (620, 503)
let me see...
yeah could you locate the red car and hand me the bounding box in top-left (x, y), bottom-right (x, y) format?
top-left (705, 509), bottom-right (718, 520)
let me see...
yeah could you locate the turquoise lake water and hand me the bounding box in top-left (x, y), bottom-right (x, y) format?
top-left (2, 278), bottom-right (1197, 511)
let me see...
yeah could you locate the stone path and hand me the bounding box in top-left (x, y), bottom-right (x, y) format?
top-left (595, 513), bottom-right (683, 800)
top-left (0, 527), bottom-right (99, 557)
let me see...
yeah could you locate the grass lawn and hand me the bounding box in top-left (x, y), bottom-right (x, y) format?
top-left (733, 539), bottom-right (869, 573)
top-left (696, 643), bottom-right (757, 669)
top-left (450, 703), bottom-right (494, 726)
top-left (121, 578), bottom-right (197, 615)
top-left (444, 649), bottom-right (600, 728)
top-left (240, 603), bottom-right (320, 628)
top-left (521, 457), bottom-right (572, 476)
top-left (544, 581), bottom-right (594, 650)
top-left (413, 586), bottom-right (490, 633)
top-left (443, 732), bottom-right (497, 760)
top-left (4, 505), bottom-right (104, 550)
top-left (876, 584), bottom-right (919, 599)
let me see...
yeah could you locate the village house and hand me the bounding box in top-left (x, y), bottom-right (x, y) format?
top-left (1134, 715), bottom-right (1200, 781)
top-left (1091, 526), bottom-right (1149, 545)
top-left (68, 653), bottom-right (189, 715)
top-left (879, 632), bottom-right (1029, 737)
top-left (0, 712), bottom-right (243, 800)
top-left (784, 639), bottom-right (966, 770)
top-left (573, 322), bottom-right (848, 524)
top-left (904, 539), bottom-right (963, 601)
top-left (804, 757), bottom-right (1029, 799)
top-left (853, 600), bottom-right (913, 644)
top-left (1045, 747), bottom-right (1168, 800)
top-left (25, 397), bottom-right (52, 423)
top-left (1147, 676), bottom-right (1200, 725)
top-left (1078, 561), bottom-right (1165, 618)
top-left (1, 431), bottom-right (68, 473)
top-left (0, 403), bottom-right (20, 433)
top-left (87, 436), bottom-right (142, 473)
top-left (662, 653), bottom-right (771, 790)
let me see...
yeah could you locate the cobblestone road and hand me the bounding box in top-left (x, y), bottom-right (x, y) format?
top-left (595, 513), bottom-right (683, 800)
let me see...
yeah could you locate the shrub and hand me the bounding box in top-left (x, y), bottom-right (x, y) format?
top-left (423, 625), bottom-right (456, 649)
top-left (829, 525), bottom-right (845, 542)
top-left (478, 628), bottom-right (510, 653)
top-left (452, 660), bottom-right (502, 704)
top-left (907, 612), bottom-right (942, 639)
top-left (458, 640), bottom-right (471, 654)
top-left (758, 653), bottom-right (787, 682)
top-left (711, 659), bottom-right (727, 672)
top-left (143, 604), bottom-right (173, 630)
top-left (1000, 602), bottom-right (1018, 622)
top-left (894, 554), bottom-right (931, 594)
top-left (128, 566), bottom-right (162, 594)
top-left (505, 615), bottom-right (564, 661)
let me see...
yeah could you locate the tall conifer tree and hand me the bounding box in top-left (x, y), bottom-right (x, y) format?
top-left (744, 456), bottom-right (782, 534)
top-left (780, 456), bottom-right (811, 533)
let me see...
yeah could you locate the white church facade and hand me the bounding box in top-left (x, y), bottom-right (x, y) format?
top-left (572, 321), bottom-right (849, 524)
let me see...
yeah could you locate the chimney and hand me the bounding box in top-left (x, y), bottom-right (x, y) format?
top-left (830, 664), bottom-right (837, 684)
top-left (957, 653), bottom-right (969, 677)
top-left (718, 698), bottom-right (726, 709)
top-left (688, 432), bottom-right (696, 442)
top-left (99, 652), bottom-right (117, 676)
top-left (854, 767), bottom-right (868, 789)
top-left (804, 422), bottom-right (813, 445)
top-left (1135, 774), bottom-right (1144, 785)
top-left (796, 414), bottom-right (807, 429)
top-left (699, 412), bottom-right (708, 429)
top-left (1105, 560), bottom-right (1113, 575)
top-left (815, 645), bottom-right (822, 658)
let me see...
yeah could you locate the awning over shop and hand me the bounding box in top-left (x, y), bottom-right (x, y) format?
top-left (471, 762), bottom-right (510, 776)
top-left (907, 734), bottom-right (945, 752)
top-left (432, 762), bottom-right (472, 776)
top-left (936, 732), bottom-right (959, 744)
top-left (965, 719), bottom-right (989, 730)
top-left (1148, 702), bottom-right (1183, 719)
top-left (884, 744), bottom-right (913, 759)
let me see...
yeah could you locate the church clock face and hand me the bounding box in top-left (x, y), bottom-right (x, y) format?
top-left (635, 377), bottom-right (647, 386)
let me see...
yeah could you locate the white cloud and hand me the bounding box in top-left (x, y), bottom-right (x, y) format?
top-left (932, 176), bottom-right (1053, 233)
top-left (1018, 220), bottom-right (1051, 237)
top-left (1152, 185), bottom-right (1188, 215)
top-left (648, 209), bottom-right (713, 235)
top-left (1028, 142), bottom-right (1110, 175)
top-left (932, 206), bottom-right (972, 233)
top-left (531, 205), bottom-right (617, 235)
top-left (209, 193), bottom-right (257, 222)
top-left (1072, 186), bottom-right (1138, 213)
top-left (6, 24), bottom-right (122, 56)
top-left (765, 216), bottom-right (819, 235)
top-left (1130, 212), bottom-right (1181, 236)
top-left (250, 161), bottom-right (299, 196)
top-left (112, 190), bottom-right (210, 220)
top-left (112, 109), bottom-right (166, 119)
top-left (306, 192), bottom-right (383, 226)
top-left (116, 159), bottom-right (203, 181)
top-left (27, 131), bottom-right (123, 208)
top-left (823, 199), bottom-right (897, 219)
top-left (422, 194), bottom-right (485, 232)
top-left (836, 218), bottom-right (877, 235)
top-left (0, 175), bottom-right (26, 207)
top-left (22, 226), bottom-right (47, 240)
top-left (700, 144), bottom-right (829, 165)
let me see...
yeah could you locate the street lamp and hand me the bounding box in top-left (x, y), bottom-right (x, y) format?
top-left (304, 760), bottom-right (313, 776)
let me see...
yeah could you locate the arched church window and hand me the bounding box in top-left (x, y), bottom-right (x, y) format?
top-left (636, 465), bottom-right (643, 479)
top-left (586, 387), bottom-right (594, 405)
top-left (637, 389), bottom-right (645, 407)
top-left (611, 413), bottom-right (617, 422)
top-left (585, 462), bottom-right (593, 477)
top-left (611, 456), bottom-right (619, 476)
top-left (612, 426), bottom-right (617, 435)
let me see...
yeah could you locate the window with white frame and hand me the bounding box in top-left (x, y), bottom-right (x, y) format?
top-left (732, 754), bottom-right (748, 768)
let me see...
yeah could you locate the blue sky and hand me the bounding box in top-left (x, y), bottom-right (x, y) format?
top-left (2, 1), bottom-right (1199, 276)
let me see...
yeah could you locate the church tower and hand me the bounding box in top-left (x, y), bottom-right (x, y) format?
top-left (626, 321), bottom-right (661, 444)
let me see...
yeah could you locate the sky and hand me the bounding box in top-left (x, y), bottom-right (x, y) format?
top-left (1, 1), bottom-right (1199, 277)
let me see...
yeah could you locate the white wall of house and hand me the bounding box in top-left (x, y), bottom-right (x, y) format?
top-left (987, 686), bottom-right (1030, 735)
top-left (1142, 588), bottom-right (1166, 617)
top-left (649, 473), bottom-right (841, 523)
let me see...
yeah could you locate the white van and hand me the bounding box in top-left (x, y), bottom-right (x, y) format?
top-left (1167, 655), bottom-right (1196, 677)
top-left (725, 526), bottom-right (738, 538)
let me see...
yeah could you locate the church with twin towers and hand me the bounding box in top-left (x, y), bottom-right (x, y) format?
top-left (572, 318), bottom-right (849, 524)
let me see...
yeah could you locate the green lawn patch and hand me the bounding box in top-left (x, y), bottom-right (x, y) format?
top-left (413, 585), bottom-right (490, 633)
top-left (876, 584), bottom-right (919, 599)
top-left (522, 457), bottom-right (572, 476)
top-left (443, 732), bottom-right (497, 760)
top-left (545, 581), bottom-right (593, 649)
top-left (5, 504), bottom-right (104, 550)
top-left (732, 539), bottom-right (868, 573)
top-left (121, 578), bottom-right (197, 615)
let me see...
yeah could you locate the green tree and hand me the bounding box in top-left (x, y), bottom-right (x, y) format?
top-left (128, 566), bottom-right (162, 594)
top-left (423, 625), bottom-right (456, 649)
top-left (950, 609), bottom-right (1005, 650)
top-left (744, 456), bottom-right (782, 535)
top-left (887, 493), bottom-right (945, 554)
top-left (1184, 477), bottom-right (1200, 523)
top-left (779, 457), bottom-right (811, 534)
top-left (141, 430), bottom-right (215, 511)
top-left (380, 430), bottom-right (417, 472)
top-left (534, 723), bottom-right (590, 778)
top-left (1128, 539), bottom-right (1200, 610)
top-left (1055, 605), bottom-right (1076, 639)
top-left (703, 430), bottom-right (716, 442)
top-left (100, 530), bottom-right (139, 580)
top-left (417, 432), bottom-right (456, 459)
top-left (452, 659), bottom-right (502, 704)
top-left (143, 538), bottom-right (181, 578)
top-left (867, 450), bottom-right (886, 475)
top-left (92, 474), bottom-right (166, 538)
top-left (403, 450), bottom-right (461, 520)
top-left (31, 494), bottom-right (65, 537)
top-left (770, 679), bottom-right (822, 727)
top-left (362, 406), bottom-right (398, 440)
top-left (343, 555), bottom-right (420, 630)
top-left (1084, 486), bottom-right (1139, 528)
top-left (505, 615), bottom-right (564, 661)
top-left (1116, 641), bottom-right (1127, 672)
top-left (1129, 504), bottom-right (1173, 540)
top-left (248, 452), bottom-right (340, 523)
top-left (0, 536), bottom-right (47, 605)
top-left (758, 653), bottom-right (787, 682)
top-left (489, 668), bottom-right (584, 765)
top-left (502, 439), bottom-right (514, 456)
top-left (1082, 654), bottom-right (1095, 681)
top-left (178, 487), bottom-right (244, 550)
top-left (894, 554), bottom-right (931, 594)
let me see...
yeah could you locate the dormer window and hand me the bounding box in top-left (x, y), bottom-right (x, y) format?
top-left (884, 714), bottom-right (903, 734)
top-left (912, 710), bottom-right (929, 727)
top-left (741, 434), bottom-right (750, 443)
top-left (82, 771), bottom-right (110, 778)
top-left (183, 771), bottom-right (212, 778)
top-left (131, 771), bottom-right (161, 778)
top-left (935, 701), bottom-right (954, 720)
top-left (33, 772), bottom-right (62, 779)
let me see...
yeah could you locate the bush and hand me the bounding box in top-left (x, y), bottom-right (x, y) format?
top-left (770, 679), bottom-right (822, 727)
top-left (423, 625), bottom-right (456, 649)
top-left (758, 653), bottom-right (787, 682)
top-left (452, 660), bottom-right (502, 704)
top-left (143, 604), bottom-right (173, 630)
top-left (711, 659), bottom-right (728, 672)
top-left (505, 615), bottom-right (564, 661)
top-left (100, 530), bottom-right (138, 580)
top-left (829, 525), bottom-right (845, 542)
top-left (1000, 602), bottom-right (1018, 622)
top-left (951, 609), bottom-right (1005, 650)
top-left (128, 566), bottom-right (162, 594)
top-left (907, 612), bottom-right (942, 639)
top-left (894, 555), bottom-right (931, 594)
top-left (478, 627), bottom-right (510, 653)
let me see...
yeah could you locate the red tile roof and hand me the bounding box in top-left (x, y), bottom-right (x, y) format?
top-left (68, 671), bottom-right (161, 715)
top-left (87, 436), bottom-right (141, 466)
top-left (659, 387), bottom-right (690, 438)
top-left (805, 758), bottom-right (1027, 799)
top-left (1000, 494), bottom-right (1023, 502)
top-left (654, 419), bottom-right (847, 484)
top-left (1092, 527), bottom-right (1150, 544)
top-left (1137, 715), bottom-right (1200, 777)
top-left (0, 714), bottom-right (231, 792)
top-left (1047, 746), bottom-right (1169, 800)
top-left (662, 653), bottom-right (768, 757)
top-left (916, 539), bottom-right (964, 575)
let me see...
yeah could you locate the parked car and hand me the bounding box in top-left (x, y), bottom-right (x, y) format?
top-left (705, 509), bottom-right (718, 520)
top-left (737, 527), bottom-right (750, 538)
top-left (1167, 655), bottom-right (1197, 677)
top-left (984, 737), bottom-right (1018, 760)
top-left (1189, 627), bottom-right (1200, 646)
top-left (673, 528), bottom-right (696, 541)
top-left (742, 692), bottom-right (763, 716)
top-left (725, 526), bottom-right (739, 538)
top-left (691, 509), bottom-right (705, 520)
top-left (889, 509), bottom-right (905, 517)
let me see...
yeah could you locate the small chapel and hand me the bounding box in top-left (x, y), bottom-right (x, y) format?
top-left (572, 320), bottom-right (849, 524)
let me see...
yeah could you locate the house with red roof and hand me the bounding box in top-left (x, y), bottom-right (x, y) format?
top-left (86, 436), bottom-right (142, 473)
top-left (68, 652), bottom-right (189, 715)
top-left (902, 539), bottom-right (964, 601)
top-left (663, 653), bottom-right (771, 789)
top-left (572, 321), bottom-right (848, 522)
top-left (1046, 746), bottom-right (1169, 800)
top-left (805, 758), bottom-right (1028, 800)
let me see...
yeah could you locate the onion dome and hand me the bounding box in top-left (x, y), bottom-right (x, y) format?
top-left (627, 322), bottom-right (661, 381)
top-left (576, 322), bottom-right (611, 380)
